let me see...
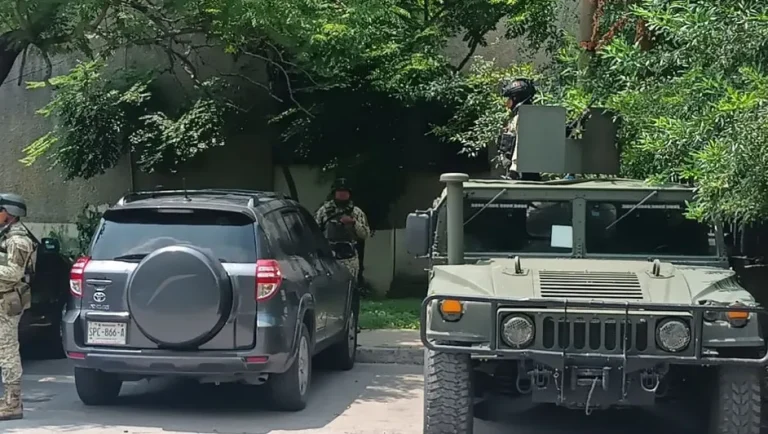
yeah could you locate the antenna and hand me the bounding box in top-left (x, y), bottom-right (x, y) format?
top-left (182, 178), bottom-right (190, 201)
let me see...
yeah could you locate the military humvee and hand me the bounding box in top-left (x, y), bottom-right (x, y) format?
top-left (405, 106), bottom-right (768, 434)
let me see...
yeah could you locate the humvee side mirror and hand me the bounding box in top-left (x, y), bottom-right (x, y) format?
top-left (405, 211), bottom-right (431, 257)
top-left (40, 237), bottom-right (61, 254)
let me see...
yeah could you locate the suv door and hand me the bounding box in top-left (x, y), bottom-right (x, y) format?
top-left (278, 208), bottom-right (334, 343)
top-left (298, 208), bottom-right (350, 337)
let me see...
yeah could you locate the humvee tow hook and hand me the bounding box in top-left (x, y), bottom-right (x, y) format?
top-left (640, 369), bottom-right (661, 393)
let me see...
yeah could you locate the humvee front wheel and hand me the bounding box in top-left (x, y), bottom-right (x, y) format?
top-left (709, 365), bottom-right (761, 434)
top-left (424, 349), bottom-right (473, 434)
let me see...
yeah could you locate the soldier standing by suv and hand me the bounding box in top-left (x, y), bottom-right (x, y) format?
top-left (315, 179), bottom-right (371, 322)
top-left (0, 194), bottom-right (34, 421)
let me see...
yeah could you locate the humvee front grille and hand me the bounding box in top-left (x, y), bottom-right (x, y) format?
top-left (540, 316), bottom-right (649, 352)
top-left (538, 271), bottom-right (644, 300)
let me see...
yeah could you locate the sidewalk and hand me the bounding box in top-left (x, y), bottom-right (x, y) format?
top-left (356, 329), bottom-right (423, 365)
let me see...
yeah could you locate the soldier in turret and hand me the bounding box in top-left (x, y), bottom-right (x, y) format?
top-left (315, 179), bottom-right (371, 323)
top-left (498, 78), bottom-right (541, 181)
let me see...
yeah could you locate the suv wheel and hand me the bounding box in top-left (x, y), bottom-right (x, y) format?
top-left (424, 349), bottom-right (474, 434)
top-left (267, 323), bottom-right (312, 411)
top-left (74, 368), bottom-right (122, 406)
top-left (709, 365), bottom-right (761, 434)
top-left (324, 311), bottom-right (357, 371)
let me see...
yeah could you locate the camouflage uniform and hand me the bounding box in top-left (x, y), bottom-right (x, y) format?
top-left (0, 197), bottom-right (35, 421)
top-left (503, 114), bottom-right (520, 176)
top-left (314, 201), bottom-right (371, 279)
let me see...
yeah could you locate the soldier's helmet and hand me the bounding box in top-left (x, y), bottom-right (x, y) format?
top-left (500, 78), bottom-right (536, 105)
top-left (0, 194), bottom-right (27, 218)
top-left (332, 178), bottom-right (352, 194)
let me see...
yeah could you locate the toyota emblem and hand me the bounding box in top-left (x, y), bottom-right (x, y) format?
top-left (93, 291), bottom-right (106, 303)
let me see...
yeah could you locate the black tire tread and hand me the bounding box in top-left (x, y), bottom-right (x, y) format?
top-left (710, 365), bottom-right (761, 434)
top-left (324, 312), bottom-right (357, 371)
top-left (74, 367), bottom-right (122, 406)
top-left (267, 324), bottom-right (311, 412)
top-left (424, 349), bottom-right (473, 434)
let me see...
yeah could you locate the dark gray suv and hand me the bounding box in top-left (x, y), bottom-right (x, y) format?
top-left (62, 189), bottom-right (357, 411)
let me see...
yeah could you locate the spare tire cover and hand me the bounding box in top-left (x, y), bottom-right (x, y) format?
top-left (127, 245), bottom-right (233, 348)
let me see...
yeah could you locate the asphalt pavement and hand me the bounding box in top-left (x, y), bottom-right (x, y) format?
top-left (0, 355), bottom-right (709, 434)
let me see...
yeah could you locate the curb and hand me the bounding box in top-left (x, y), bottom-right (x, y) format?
top-left (356, 346), bottom-right (424, 365)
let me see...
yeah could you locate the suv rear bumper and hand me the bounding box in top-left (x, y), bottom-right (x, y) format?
top-left (65, 351), bottom-right (290, 376)
top-left (61, 311), bottom-right (296, 376)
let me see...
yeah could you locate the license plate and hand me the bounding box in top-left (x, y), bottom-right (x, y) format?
top-left (86, 322), bottom-right (127, 346)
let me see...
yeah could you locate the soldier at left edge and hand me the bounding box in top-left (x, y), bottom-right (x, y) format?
top-left (0, 194), bottom-right (36, 421)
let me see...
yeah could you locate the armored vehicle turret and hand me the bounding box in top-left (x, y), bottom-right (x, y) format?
top-left (406, 106), bottom-right (768, 434)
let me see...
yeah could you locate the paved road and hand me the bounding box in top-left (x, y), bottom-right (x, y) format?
top-left (4, 357), bottom-right (703, 434)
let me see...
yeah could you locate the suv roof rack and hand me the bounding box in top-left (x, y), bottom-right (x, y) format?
top-left (116, 189), bottom-right (292, 207)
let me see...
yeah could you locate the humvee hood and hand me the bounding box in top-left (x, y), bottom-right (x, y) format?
top-left (430, 258), bottom-right (754, 305)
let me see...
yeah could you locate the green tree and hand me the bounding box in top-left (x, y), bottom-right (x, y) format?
top-left (442, 1), bottom-right (768, 226)
top-left (2, 0), bottom-right (564, 225)
top-left (569, 0), bottom-right (768, 225)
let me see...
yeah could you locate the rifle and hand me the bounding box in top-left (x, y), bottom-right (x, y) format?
top-left (565, 93), bottom-right (599, 139)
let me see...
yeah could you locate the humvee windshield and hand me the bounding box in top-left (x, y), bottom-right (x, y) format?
top-left (460, 197), bottom-right (715, 257)
top-left (585, 201), bottom-right (715, 256)
top-left (464, 199), bottom-right (573, 254)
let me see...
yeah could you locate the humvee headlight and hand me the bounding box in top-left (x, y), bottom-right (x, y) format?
top-left (501, 315), bottom-right (535, 348)
top-left (656, 318), bottom-right (691, 353)
top-left (701, 301), bottom-right (750, 327)
top-left (726, 302), bottom-right (750, 328)
top-left (439, 299), bottom-right (464, 322)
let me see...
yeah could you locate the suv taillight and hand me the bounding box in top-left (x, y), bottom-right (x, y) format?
top-left (70, 256), bottom-right (91, 298)
top-left (256, 259), bottom-right (282, 302)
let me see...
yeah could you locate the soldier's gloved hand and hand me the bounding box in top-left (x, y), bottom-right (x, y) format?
top-left (340, 216), bottom-right (355, 224)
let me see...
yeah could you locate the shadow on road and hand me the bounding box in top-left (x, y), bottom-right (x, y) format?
top-left (476, 401), bottom-right (701, 434)
top-left (8, 360), bottom-right (424, 434)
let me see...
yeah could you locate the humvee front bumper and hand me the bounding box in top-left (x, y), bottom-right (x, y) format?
top-left (420, 294), bottom-right (768, 368)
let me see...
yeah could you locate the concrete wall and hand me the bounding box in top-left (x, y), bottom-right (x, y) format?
top-left (444, 0), bottom-right (580, 70)
top-left (1, 51), bottom-right (133, 223)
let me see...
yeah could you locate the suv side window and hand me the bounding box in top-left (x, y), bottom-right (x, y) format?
top-left (297, 208), bottom-right (334, 260)
top-left (280, 209), bottom-right (315, 260)
top-left (261, 212), bottom-right (291, 258)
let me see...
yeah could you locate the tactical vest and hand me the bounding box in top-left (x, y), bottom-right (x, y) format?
top-left (0, 226), bottom-right (35, 315)
top-left (323, 211), bottom-right (358, 260)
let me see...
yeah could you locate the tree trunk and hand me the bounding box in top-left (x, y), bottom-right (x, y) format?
top-left (578, 0), bottom-right (597, 66)
top-left (281, 164), bottom-right (300, 203)
top-left (0, 30), bottom-right (27, 85)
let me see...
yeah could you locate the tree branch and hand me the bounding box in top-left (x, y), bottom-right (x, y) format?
top-left (454, 40), bottom-right (479, 71)
top-left (13, 0), bottom-right (30, 31)
top-left (261, 40), bottom-right (318, 86)
top-left (89, 1), bottom-right (112, 30)
top-left (39, 46), bottom-right (54, 85)
top-left (16, 45), bottom-right (27, 86)
top-left (219, 72), bottom-right (284, 103)
top-left (242, 49), bottom-right (315, 118)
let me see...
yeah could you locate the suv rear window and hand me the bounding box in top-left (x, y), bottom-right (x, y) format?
top-left (90, 208), bottom-right (257, 263)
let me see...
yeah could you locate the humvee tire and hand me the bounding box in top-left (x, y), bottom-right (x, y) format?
top-left (424, 349), bottom-right (473, 433)
top-left (709, 365), bottom-right (761, 434)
